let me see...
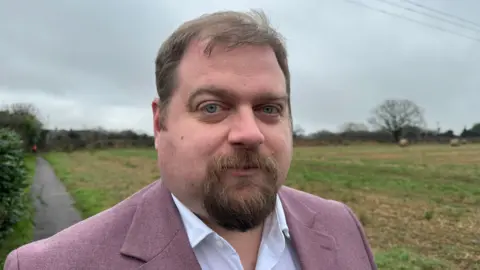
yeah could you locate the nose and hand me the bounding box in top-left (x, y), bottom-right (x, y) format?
top-left (227, 108), bottom-right (265, 148)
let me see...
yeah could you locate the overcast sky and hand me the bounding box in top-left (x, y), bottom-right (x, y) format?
top-left (1, 0), bottom-right (479, 135)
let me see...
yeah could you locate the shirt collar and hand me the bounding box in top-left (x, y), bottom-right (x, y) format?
top-left (274, 195), bottom-right (291, 239)
top-left (171, 193), bottom-right (291, 248)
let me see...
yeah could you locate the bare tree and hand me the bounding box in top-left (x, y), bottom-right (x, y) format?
top-left (339, 122), bottom-right (369, 133)
top-left (368, 99), bottom-right (426, 142)
top-left (293, 124), bottom-right (305, 139)
top-left (8, 103), bottom-right (40, 116)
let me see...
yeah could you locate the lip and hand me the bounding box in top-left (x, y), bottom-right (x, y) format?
top-left (227, 168), bottom-right (260, 176)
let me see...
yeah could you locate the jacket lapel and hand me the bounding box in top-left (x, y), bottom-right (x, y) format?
top-left (279, 187), bottom-right (340, 270)
top-left (120, 181), bottom-right (339, 270)
top-left (120, 180), bottom-right (201, 270)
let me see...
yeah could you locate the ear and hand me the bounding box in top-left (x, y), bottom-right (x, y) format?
top-left (151, 98), bottom-right (161, 149)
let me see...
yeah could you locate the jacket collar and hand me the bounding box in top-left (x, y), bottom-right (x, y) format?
top-left (279, 186), bottom-right (339, 269)
top-left (120, 180), bottom-right (202, 270)
top-left (120, 181), bottom-right (338, 270)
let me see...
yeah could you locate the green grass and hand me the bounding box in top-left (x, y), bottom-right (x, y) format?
top-left (375, 247), bottom-right (450, 270)
top-left (0, 155), bottom-right (36, 267)
top-left (44, 144), bottom-right (480, 269)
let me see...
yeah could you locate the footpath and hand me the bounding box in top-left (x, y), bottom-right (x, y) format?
top-left (31, 157), bottom-right (82, 240)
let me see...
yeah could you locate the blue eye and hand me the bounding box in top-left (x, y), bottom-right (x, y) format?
top-left (202, 104), bottom-right (220, 114)
top-left (262, 106), bottom-right (279, 114)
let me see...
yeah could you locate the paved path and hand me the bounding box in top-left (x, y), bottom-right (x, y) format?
top-left (31, 157), bottom-right (83, 241)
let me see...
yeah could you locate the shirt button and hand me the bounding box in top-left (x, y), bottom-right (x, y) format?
top-left (216, 239), bottom-right (224, 248)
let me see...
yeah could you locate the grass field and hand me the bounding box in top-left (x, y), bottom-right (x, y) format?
top-left (0, 155), bottom-right (36, 268)
top-left (44, 144), bottom-right (480, 270)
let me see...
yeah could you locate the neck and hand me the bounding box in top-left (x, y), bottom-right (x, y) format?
top-left (211, 220), bottom-right (264, 242)
top-left (199, 215), bottom-right (265, 244)
top-left (211, 220), bottom-right (265, 270)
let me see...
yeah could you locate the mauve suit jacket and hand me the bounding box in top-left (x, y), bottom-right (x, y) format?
top-left (4, 180), bottom-right (377, 270)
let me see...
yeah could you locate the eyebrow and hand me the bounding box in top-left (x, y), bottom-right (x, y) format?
top-left (187, 86), bottom-right (289, 109)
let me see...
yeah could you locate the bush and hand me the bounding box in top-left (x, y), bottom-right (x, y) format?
top-left (0, 128), bottom-right (29, 241)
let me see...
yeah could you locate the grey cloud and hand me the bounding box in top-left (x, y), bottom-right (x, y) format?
top-left (1, 0), bottom-right (479, 134)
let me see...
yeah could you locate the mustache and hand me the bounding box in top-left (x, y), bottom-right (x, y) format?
top-left (212, 150), bottom-right (277, 172)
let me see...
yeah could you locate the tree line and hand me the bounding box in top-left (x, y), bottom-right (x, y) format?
top-left (1, 99), bottom-right (479, 152)
top-left (294, 99), bottom-right (480, 145)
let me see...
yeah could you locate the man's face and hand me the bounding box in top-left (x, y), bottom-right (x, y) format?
top-left (152, 41), bottom-right (293, 232)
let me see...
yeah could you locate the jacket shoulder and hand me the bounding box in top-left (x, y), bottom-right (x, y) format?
top-left (5, 182), bottom-right (157, 269)
top-left (280, 185), bottom-right (377, 269)
top-left (4, 249), bottom-right (19, 270)
top-left (280, 185), bottom-right (364, 234)
top-left (280, 185), bottom-right (349, 213)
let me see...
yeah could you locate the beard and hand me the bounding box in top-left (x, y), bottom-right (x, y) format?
top-left (201, 149), bottom-right (280, 232)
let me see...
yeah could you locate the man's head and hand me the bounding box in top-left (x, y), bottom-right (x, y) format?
top-left (152, 10), bottom-right (293, 232)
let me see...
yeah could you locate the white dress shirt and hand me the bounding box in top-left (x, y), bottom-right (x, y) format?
top-left (172, 194), bottom-right (300, 270)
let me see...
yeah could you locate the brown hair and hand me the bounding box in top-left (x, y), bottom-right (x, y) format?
top-left (154, 9), bottom-right (291, 129)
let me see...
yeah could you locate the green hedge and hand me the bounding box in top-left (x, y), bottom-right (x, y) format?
top-left (0, 128), bottom-right (30, 241)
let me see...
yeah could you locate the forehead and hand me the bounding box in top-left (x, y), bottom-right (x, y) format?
top-left (175, 40), bottom-right (286, 100)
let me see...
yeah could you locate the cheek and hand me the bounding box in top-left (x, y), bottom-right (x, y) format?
top-left (157, 127), bottom-right (223, 172)
top-left (176, 121), bottom-right (227, 153)
top-left (265, 128), bottom-right (293, 169)
top-left (266, 124), bottom-right (292, 151)
top-left (157, 136), bottom-right (208, 193)
top-left (275, 146), bottom-right (292, 171)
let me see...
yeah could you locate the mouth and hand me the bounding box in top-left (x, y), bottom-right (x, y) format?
top-left (227, 166), bottom-right (260, 176)
top-left (241, 164), bottom-right (259, 169)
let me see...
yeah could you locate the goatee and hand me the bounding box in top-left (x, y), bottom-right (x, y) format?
top-left (202, 149), bottom-right (279, 232)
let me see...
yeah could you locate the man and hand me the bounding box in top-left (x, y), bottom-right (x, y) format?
top-left (4, 10), bottom-right (377, 270)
